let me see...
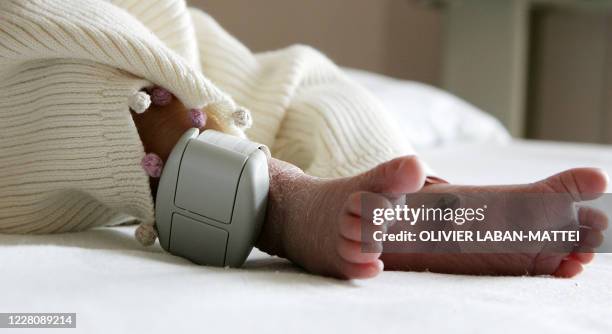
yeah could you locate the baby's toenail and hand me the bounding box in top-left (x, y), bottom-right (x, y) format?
top-left (141, 153), bottom-right (164, 178)
top-left (190, 109), bottom-right (207, 128)
top-left (150, 87), bottom-right (173, 106)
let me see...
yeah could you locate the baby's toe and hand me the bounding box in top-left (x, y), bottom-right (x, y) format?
top-left (335, 203), bottom-right (384, 279)
top-left (339, 214), bottom-right (362, 242)
top-left (578, 207), bottom-right (608, 231)
top-left (570, 206), bottom-right (607, 263)
top-left (342, 192), bottom-right (391, 242)
top-left (358, 156), bottom-right (426, 194)
top-left (345, 191), bottom-right (392, 216)
top-left (578, 228), bottom-right (604, 249)
top-left (553, 258), bottom-right (584, 278)
top-left (544, 168), bottom-right (608, 201)
top-left (337, 237), bottom-right (382, 264)
top-left (334, 259), bottom-right (384, 280)
top-left (345, 192), bottom-right (363, 216)
top-left (568, 252), bottom-right (595, 264)
top-left (339, 212), bottom-right (388, 244)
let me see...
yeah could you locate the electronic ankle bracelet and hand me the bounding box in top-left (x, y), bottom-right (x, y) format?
top-left (155, 128), bottom-right (270, 267)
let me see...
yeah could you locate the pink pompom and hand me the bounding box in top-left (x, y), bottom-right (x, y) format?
top-left (141, 153), bottom-right (164, 178)
top-left (150, 87), bottom-right (173, 106)
top-left (190, 109), bottom-right (207, 128)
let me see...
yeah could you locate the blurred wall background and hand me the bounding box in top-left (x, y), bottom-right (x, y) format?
top-left (527, 7), bottom-right (612, 143)
top-left (187, 0), bottom-right (612, 144)
top-left (187, 0), bottom-right (442, 86)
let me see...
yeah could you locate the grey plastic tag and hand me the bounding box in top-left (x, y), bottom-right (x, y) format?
top-left (155, 129), bottom-right (270, 267)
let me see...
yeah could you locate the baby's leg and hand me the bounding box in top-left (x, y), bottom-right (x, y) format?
top-left (133, 96), bottom-right (426, 279)
top-left (134, 96), bottom-right (607, 279)
top-left (262, 163), bottom-right (606, 279)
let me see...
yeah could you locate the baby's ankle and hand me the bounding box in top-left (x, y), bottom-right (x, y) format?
top-left (131, 88), bottom-right (218, 195)
top-left (132, 98), bottom-right (195, 162)
top-left (256, 158), bottom-right (313, 257)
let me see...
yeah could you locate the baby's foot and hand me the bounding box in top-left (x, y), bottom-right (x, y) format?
top-left (256, 157), bottom-right (426, 279)
top-left (380, 168), bottom-right (608, 278)
top-left (131, 95), bottom-right (426, 279)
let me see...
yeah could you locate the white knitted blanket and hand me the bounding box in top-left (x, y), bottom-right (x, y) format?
top-left (0, 0), bottom-right (414, 235)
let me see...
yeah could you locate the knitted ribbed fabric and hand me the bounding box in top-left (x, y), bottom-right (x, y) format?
top-left (191, 10), bottom-right (416, 177)
top-left (0, 0), bottom-right (418, 235)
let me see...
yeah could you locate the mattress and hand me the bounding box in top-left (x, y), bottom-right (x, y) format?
top-left (2, 69), bottom-right (612, 333)
top-left (2, 139), bottom-right (612, 334)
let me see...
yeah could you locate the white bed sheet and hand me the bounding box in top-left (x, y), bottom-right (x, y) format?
top-left (2, 140), bottom-right (612, 334)
top-left (344, 68), bottom-right (510, 149)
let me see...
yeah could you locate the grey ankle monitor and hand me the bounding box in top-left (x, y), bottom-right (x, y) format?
top-left (155, 128), bottom-right (270, 267)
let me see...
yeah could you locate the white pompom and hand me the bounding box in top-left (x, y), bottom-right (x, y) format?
top-left (232, 107), bottom-right (253, 129)
top-left (128, 91), bottom-right (152, 114)
top-left (135, 223), bottom-right (158, 246)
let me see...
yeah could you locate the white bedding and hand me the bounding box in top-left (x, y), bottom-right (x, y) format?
top-left (3, 140), bottom-right (612, 334)
top-left (2, 71), bottom-right (612, 334)
top-left (345, 68), bottom-right (511, 149)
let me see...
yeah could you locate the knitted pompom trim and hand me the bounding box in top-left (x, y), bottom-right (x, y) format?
top-left (232, 107), bottom-right (253, 129)
top-left (135, 223), bottom-right (158, 246)
top-left (128, 91), bottom-right (152, 114)
top-left (149, 86), bottom-right (174, 106)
